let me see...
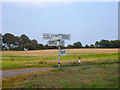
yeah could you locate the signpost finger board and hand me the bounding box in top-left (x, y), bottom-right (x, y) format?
top-left (61, 34), bottom-right (71, 40)
top-left (48, 40), bottom-right (65, 46)
top-left (42, 33), bottom-right (59, 40)
top-left (59, 50), bottom-right (66, 56)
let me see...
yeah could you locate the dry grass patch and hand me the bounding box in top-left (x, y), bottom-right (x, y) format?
top-left (2, 49), bottom-right (118, 57)
top-left (2, 50), bottom-right (58, 56)
top-left (66, 48), bottom-right (118, 53)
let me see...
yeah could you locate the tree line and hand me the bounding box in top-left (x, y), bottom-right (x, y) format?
top-left (0, 33), bottom-right (120, 51)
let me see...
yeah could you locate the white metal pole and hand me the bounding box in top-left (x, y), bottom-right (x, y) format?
top-left (58, 46), bottom-right (60, 68)
top-left (79, 57), bottom-right (81, 64)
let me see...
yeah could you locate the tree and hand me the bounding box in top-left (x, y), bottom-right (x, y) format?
top-left (38, 44), bottom-right (44, 50)
top-left (89, 44), bottom-right (95, 48)
top-left (109, 40), bottom-right (120, 48)
top-left (44, 44), bottom-right (49, 49)
top-left (20, 34), bottom-right (31, 48)
top-left (14, 36), bottom-right (20, 45)
top-left (2, 33), bottom-right (15, 45)
top-left (99, 39), bottom-right (110, 48)
top-left (85, 44), bottom-right (89, 48)
top-left (28, 39), bottom-right (39, 50)
top-left (67, 44), bottom-right (73, 49)
top-left (73, 42), bottom-right (82, 48)
top-left (95, 41), bottom-right (100, 48)
top-left (115, 40), bottom-right (120, 48)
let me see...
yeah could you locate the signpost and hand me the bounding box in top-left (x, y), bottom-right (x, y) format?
top-left (48, 40), bottom-right (58, 46)
top-left (42, 33), bottom-right (71, 69)
top-left (61, 34), bottom-right (71, 40)
top-left (42, 33), bottom-right (59, 40)
top-left (59, 50), bottom-right (66, 56)
top-left (48, 40), bottom-right (65, 46)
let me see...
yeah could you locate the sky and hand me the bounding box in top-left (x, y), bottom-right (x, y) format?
top-left (2, 2), bottom-right (118, 46)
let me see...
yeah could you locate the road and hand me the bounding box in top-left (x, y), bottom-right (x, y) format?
top-left (2, 65), bottom-right (93, 78)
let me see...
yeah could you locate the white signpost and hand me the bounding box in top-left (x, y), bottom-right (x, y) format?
top-left (59, 50), bottom-right (66, 56)
top-left (48, 40), bottom-right (65, 46)
top-left (48, 40), bottom-right (58, 46)
top-left (42, 33), bottom-right (59, 40)
top-left (61, 34), bottom-right (71, 40)
top-left (42, 33), bottom-right (71, 69)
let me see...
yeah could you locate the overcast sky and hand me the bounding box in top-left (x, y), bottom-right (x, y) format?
top-left (2, 2), bottom-right (118, 46)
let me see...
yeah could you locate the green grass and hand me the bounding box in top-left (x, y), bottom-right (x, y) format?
top-left (2, 51), bottom-right (119, 88)
top-left (1, 53), bottom-right (118, 60)
top-left (2, 63), bottom-right (119, 88)
top-left (2, 53), bottom-right (119, 70)
top-left (62, 53), bottom-right (118, 60)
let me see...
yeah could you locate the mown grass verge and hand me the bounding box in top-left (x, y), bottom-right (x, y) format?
top-left (2, 63), bottom-right (119, 88)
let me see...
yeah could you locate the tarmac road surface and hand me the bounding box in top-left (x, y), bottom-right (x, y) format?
top-left (2, 65), bottom-right (93, 78)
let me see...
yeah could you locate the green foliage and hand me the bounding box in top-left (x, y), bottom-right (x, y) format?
top-left (2, 33), bottom-right (45, 50)
top-left (28, 39), bottom-right (39, 50)
top-left (89, 44), bottom-right (95, 48)
top-left (20, 34), bottom-right (30, 46)
top-left (67, 44), bottom-right (74, 49)
top-left (2, 33), bottom-right (16, 45)
top-left (2, 33), bottom-right (120, 51)
top-left (38, 44), bottom-right (44, 50)
top-left (95, 41), bottom-right (99, 47)
top-left (73, 42), bottom-right (82, 48)
top-left (94, 39), bottom-right (120, 48)
top-left (85, 44), bottom-right (89, 48)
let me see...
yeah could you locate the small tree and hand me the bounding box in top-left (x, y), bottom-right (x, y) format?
top-left (44, 44), bottom-right (49, 49)
top-left (38, 44), bottom-right (44, 50)
top-left (85, 44), bottom-right (89, 48)
top-left (95, 41), bottom-right (100, 48)
top-left (67, 44), bottom-right (73, 49)
top-left (73, 42), bottom-right (82, 48)
top-left (89, 44), bottom-right (95, 48)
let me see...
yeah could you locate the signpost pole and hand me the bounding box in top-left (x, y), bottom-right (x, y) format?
top-left (58, 34), bottom-right (61, 69)
top-left (58, 46), bottom-right (60, 69)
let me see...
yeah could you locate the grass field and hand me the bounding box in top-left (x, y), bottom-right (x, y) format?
top-left (2, 64), bottom-right (119, 88)
top-left (1, 48), bottom-right (119, 70)
top-left (1, 48), bottom-right (119, 88)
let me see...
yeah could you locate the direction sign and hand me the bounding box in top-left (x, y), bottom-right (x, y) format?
top-left (61, 34), bottom-right (71, 40)
top-left (48, 40), bottom-right (65, 46)
top-left (42, 33), bottom-right (59, 40)
top-left (48, 40), bottom-right (58, 46)
top-left (58, 40), bottom-right (65, 46)
top-left (42, 33), bottom-right (70, 68)
top-left (59, 50), bottom-right (66, 56)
